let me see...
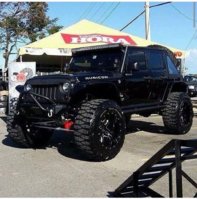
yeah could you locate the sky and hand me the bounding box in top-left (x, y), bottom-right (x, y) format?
top-left (0, 1), bottom-right (197, 74)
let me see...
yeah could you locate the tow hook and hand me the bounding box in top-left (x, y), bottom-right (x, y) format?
top-left (48, 109), bottom-right (54, 117)
top-left (64, 119), bottom-right (74, 130)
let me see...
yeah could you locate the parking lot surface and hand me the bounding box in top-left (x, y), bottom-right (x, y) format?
top-left (0, 114), bottom-right (196, 197)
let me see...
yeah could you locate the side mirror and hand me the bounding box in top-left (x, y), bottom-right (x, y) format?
top-left (132, 62), bottom-right (139, 71)
top-left (125, 61), bottom-right (139, 75)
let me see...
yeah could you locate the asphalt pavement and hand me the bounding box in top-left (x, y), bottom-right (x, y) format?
top-left (0, 114), bottom-right (196, 197)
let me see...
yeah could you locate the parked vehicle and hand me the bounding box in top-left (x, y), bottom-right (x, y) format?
top-left (7, 44), bottom-right (193, 161)
top-left (0, 80), bottom-right (8, 113)
top-left (184, 75), bottom-right (197, 97)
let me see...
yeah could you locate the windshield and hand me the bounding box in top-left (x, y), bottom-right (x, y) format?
top-left (184, 76), bottom-right (197, 82)
top-left (66, 48), bottom-right (124, 73)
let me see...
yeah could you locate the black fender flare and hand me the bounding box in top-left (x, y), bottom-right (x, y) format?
top-left (169, 82), bottom-right (188, 94)
top-left (71, 82), bottom-right (122, 104)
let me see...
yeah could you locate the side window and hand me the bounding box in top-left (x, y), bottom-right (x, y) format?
top-left (147, 50), bottom-right (164, 70)
top-left (126, 50), bottom-right (146, 73)
top-left (166, 56), bottom-right (179, 75)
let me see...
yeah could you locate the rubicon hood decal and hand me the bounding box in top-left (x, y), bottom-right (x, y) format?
top-left (61, 33), bottom-right (136, 45)
top-left (85, 76), bottom-right (109, 80)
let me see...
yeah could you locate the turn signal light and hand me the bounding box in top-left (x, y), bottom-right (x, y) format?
top-left (174, 51), bottom-right (182, 57)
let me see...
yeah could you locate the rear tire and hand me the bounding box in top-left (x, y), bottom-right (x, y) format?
top-left (7, 98), bottom-right (53, 147)
top-left (162, 92), bottom-right (193, 134)
top-left (74, 99), bottom-right (126, 161)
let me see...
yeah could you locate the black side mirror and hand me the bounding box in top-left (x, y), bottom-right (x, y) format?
top-left (132, 62), bottom-right (139, 71)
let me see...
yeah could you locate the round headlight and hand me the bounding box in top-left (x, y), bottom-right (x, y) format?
top-left (62, 82), bottom-right (70, 92)
top-left (24, 84), bottom-right (32, 92)
top-left (189, 85), bottom-right (195, 89)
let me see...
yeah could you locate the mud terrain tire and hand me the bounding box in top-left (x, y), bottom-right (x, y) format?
top-left (162, 92), bottom-right (193, 134)
top-left (74, 99), bottom-right (126, 161)
top-left (7, 98), bottom-right (53, 147)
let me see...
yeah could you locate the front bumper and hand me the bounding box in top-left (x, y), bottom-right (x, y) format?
top-left (17, 91), bottom-right (71, 130)
top-left (19, 90), bottom-right (68, 116)
top-left (30, 120), bottom-right (74, 132)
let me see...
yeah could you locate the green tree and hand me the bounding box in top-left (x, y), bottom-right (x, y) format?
top-left (0, 2), bottom-right (62, 69)
top-left (25, 2), bottom-right (62, 42)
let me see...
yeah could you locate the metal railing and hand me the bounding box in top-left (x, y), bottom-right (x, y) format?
top-left (112, 139), bottom-right (197, 198)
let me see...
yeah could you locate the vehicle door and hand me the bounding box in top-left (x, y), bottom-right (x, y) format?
top-left (123, 48), bottom-right (152, 105)
top-left (146, 49), bottom-right (169, 102)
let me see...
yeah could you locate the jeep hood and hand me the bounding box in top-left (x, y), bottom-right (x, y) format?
top-left (26, 72), bottom-right (121, 85)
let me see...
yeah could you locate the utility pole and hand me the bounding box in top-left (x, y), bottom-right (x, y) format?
top-left (194, 2), bottom-right (196, 28)
top-left (145, 1), bottom-right (151, 40)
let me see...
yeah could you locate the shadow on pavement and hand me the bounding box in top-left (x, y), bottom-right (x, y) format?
top-left (2, 119), bottom-right (178, 160)
top-left (126, 120), bottom-right (178, 135)
top-left (1, 127), bottom-right (90, 161)
top-left (2, 135), bottom-right (27, 149)
top-left (48, 130), bottom-right (89, 161)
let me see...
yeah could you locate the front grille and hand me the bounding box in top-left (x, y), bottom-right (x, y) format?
top-left (32, 85), bottom-right (59, 101)
top-left (23, 84), bottom-right (65, 103)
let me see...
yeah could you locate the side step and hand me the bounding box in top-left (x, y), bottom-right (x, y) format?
top-left (121, 102), bottom-right (164, 114)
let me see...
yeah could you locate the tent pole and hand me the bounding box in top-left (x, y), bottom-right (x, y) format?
top-left (61, 56), bottom-right (63, 72)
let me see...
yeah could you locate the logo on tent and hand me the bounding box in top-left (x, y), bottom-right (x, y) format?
top-left (61, 33), bottom-right (136, 45)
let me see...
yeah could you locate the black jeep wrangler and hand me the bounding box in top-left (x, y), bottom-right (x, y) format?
top-left (7, 44), bottom-right (193, 161)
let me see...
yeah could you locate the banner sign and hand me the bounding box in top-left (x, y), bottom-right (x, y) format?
top-left (23, 47), bottom-right (72, 56)
top-left (8, 62), bottom-right (36, 101)
top-left (61, 33), bottom-right (136, 45)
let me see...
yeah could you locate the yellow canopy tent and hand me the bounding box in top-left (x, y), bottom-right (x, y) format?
top-left (18, 19), bottom-right (184, 72)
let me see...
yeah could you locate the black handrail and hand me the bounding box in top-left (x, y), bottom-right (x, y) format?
top-left (112, 139), bottom-right (197, 198)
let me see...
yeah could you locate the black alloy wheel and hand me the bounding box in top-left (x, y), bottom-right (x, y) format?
top-left (96, 108), bottom-right (124, 152)
top-left (179, 100), bottom-right (193, 128)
